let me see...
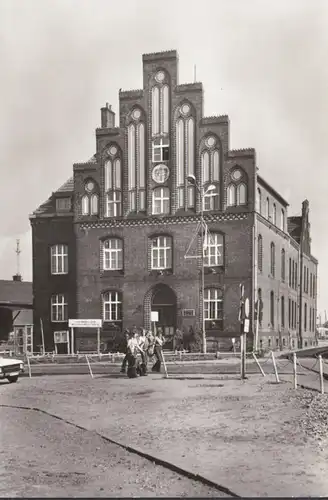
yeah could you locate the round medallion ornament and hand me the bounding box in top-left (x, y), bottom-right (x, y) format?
top-left (108, 146), bottom-right (117, 156)
top-left (85, 181), bottom-right (95, 192)
top-left (152, 164), bottom-right (170, 184)
top-left (181, 103), bottom-right (191, 116)
top-left (155, 71), bottom-right (165, 83)
top-left (206, 136), bottom-right (216, 148)
top-left (132, 108), bottom-right (141, 120)
top-left (232, 169), bottom-right (242, 181)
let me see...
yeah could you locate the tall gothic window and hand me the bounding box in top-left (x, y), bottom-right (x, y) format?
top-left (257, 188), bottom-right (262, 214)
top-left (226, 168), bottom-right (247, 207)
top-left (270, 242), bottom-right (276, 277)
top-left (258, 234), bottom-right (263, 272)
top-left (81, 179), bottom-right (99, 216)
top-left (127, 108), bottom-right (146, 213)
top-left (104, 145), bottom-right (122, 217)
top-left (175, 102), bottom-right (195, 210)
top-left (200, 135), bottom-right (220, 212)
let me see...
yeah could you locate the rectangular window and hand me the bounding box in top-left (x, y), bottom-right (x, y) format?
top-left (281, 296), bottom-right (285, 328)
top-left (203, 189), bottom-right (219, 211)
top-left (103, 291), bottom-right (122, 322)
top-left (103, 239), bottom-right (123, 271)
top-left (51, 294), bottom-right (68, 322)
top-left (51, 244), bottom-right (68, 274)
top-left (151, 236), bottom-right (172, 270)
top-left (152, 137), bottom-right (170, 163)
top-left (289, 258), bottom-right (292, 287)
top-left (106, 191), bottom-right (122, 217)
top-left (56, 197), bottom-right (71, 212)
top-left (54, 331), bottom-right (69, 344)
top-left (204, 233), bottom-right (224, 267)
top-left (204, 288), bottom-right (224, 330)
top-left (152, 188), bottom-right (170, 215)
top-left (288, 298), bottom-right (291, 329)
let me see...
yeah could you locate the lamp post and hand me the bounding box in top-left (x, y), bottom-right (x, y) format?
top-left (187, 174), bottom-right (216, 354)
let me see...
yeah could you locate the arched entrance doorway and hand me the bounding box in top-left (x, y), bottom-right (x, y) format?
top-left (151, 284), bottom-right (177, 350)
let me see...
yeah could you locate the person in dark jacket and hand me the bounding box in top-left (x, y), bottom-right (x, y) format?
top-left (151, 331), bottom-right (164, 373)
top-left (120, 329), bottom-right (130, 373)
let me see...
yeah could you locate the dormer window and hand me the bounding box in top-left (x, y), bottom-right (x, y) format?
top-left (56, 197), bottom-right (71, 212)
top-left (152, 137), bottom-right (169, 162)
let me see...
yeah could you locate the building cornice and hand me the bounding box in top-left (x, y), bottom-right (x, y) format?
top-left (76, 212), bottom-right (249, 229)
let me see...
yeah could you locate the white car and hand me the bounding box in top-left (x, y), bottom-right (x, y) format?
top-left (0, 357), bottom-right (24, 383)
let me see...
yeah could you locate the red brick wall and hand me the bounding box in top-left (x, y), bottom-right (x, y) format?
top-left (31, 217), bottom-right (76, 351)
top-left (74, 213), bottom-right (253, 350)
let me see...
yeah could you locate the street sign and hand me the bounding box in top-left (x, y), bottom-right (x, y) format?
top-left (151, 311), bottom-right (159, 322)
top-left (244, 319), bottom-right (250, 333)
top-left (244, 298), bottom-right (250, 319)
top-left (68, 319), bottom-right (103, 328)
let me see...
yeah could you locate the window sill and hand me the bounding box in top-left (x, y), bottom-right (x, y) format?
top-left (101, 270), bottom-right (124, 278)
top-left (204, 266), bottom-right (224, 275)
top-left (51, 272), bottom-right (69, 276)
top-left (102, 322), bottom-right (122, 329)
top-left (51, 320), bottom-right (68, 324)
top-left (149, 269), bottom-right (173, 277)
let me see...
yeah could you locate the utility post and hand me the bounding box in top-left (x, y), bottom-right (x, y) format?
top-left (239, 284), bottom-right (250, 380)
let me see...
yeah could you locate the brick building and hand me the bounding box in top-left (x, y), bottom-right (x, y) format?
top-left (29, 49), bottom-right (318, 354)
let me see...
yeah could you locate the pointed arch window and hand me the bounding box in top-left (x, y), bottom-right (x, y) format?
top-left (270, 242), bottom-right (276, 277)
top-left (266, 197), bottom-right (270, 219)
top-left (227, 168), bottom-right (247, 207)
top-left (257, 188), bottom-right (262, 214)
top-left (152, 76), bottom-right (169, 136)
top-left (127, 113), bottom-right (146, 212)
top-left (81, 179), bottom-right (99, 216)
top-left (258, 234), bottom-right (263, 272)
top-left (273, 203), bottom-right (277, 225)
top-left (104, 146), bottom-right (122, 217)
top-left (175, 103), bottom-right (195, 210)
top-left (281, 249), bottom-right (286, 282)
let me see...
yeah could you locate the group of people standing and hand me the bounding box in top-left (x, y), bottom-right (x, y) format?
top-left (120, 328), bottom-right (165, 378)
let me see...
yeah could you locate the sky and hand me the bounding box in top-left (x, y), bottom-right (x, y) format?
top-left (0, 0), bottom-right (327, 315)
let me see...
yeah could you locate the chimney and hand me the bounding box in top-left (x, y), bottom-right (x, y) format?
top-left (101, 103), bottom-right (115, 128)
top-left (13, 274), bottom-right (22, 282)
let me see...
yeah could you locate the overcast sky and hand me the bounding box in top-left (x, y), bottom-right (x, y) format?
top-left (0, 0), bottom-right (327, 316)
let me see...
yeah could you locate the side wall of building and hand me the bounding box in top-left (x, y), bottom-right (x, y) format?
top-left (31, 217), bottom-right (76, 351)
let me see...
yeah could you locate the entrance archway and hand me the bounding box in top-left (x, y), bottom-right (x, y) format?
top-left (151, 284), bottom-right (177, 350)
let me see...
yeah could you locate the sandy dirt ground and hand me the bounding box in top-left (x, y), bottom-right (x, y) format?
top-left (1, 372), bottom-right (328, 497)
top-left (0, 405), bottom-right (227, 498)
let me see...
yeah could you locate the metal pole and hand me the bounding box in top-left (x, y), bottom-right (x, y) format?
top-left (319, 355), bottom-right (324, 394)
top-left (70, 327), bottom-right (74, 355)
top-left (200, 186), bottom-right (206, 354)
top-left (293, 352), bottom-right (297, 389)
top-left (97, 328), bottom-right (100, 356)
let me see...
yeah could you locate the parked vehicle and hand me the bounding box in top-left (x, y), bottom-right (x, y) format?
top-left (0, 356), bottom-right (24, 383)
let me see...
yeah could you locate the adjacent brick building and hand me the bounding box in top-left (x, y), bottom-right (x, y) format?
top-left (29, 49), bottom-right (318, 354)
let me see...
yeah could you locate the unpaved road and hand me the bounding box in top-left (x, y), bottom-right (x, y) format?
top-left (0, 405), bottom-right (229, 498)
top-left (1, 373), bottom-right (328, 497)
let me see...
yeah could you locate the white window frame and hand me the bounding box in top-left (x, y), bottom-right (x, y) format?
top-left (203, 187), bottom-right (219, 211)
top-left (227, 184), bottom-right (236, 206)
top-left (204, 288), bottom-right (223, 321)
top-left (203, 233), bottom-right (224, 267)
top-left (106, 190), bottom-right (122, 217)
top-left (82, 195), bottom-right (90, 215)
top-left (54, 331), bottom-right (69, 344)
top-left (51, 294), bottom-right (68, 323)
top-left (152, 187), bottom-right (170, 215)
top-left (51, 244), bottom-right (68, 275)
top-left (90, 194), bottom-right (99, 215)
top-left (103, 291), bottom-right (122, 322)
top-left (237, 183), bottom-right (247, 205)
top-left (103, 239), bottom-right (123, 271)
top-left (152, 137), bottom-right (169, 163)
top-left (151, 236), bottom-right (172, 270)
